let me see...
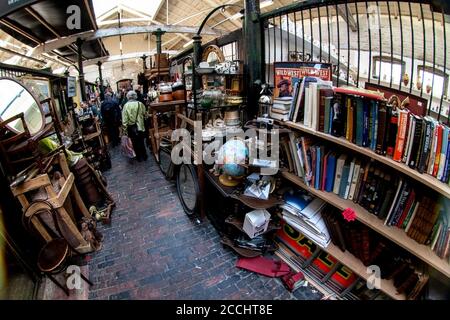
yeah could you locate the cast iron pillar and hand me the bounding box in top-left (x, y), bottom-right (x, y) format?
top-left (244, 0), bottom-right (262, 119)
top-left (141, 54), bottom-right (148, 70)
top-left (97, 61), bottom-right (104, 100)
top-left (152, 28), bottom-right (166, 54)
top-left (76, 38), bottom-right (87, 102)
top-left (192, 34), bottom-right (203, 91)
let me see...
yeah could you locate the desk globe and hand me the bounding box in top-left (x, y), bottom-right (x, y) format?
top-left (217, 139), bottom-right (248, 187)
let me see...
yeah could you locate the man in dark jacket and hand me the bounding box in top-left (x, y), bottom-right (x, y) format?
top-left (101, 92), bottom-right (122, 147)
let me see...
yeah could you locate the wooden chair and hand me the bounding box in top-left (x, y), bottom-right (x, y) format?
top-left (0, 111), bottom-right (58, 177)
top-left (24, 199), bottom-right (93, 296)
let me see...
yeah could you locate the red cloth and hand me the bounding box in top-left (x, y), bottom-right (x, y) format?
top-left (236, 256), bottom-right (291, 277)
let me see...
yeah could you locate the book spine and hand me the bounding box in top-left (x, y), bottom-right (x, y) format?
top-left (403, 114), bottom-right (413, 163)
top-left (427, 124), bottom-right (438, 175)
top-left (318, 93), bottom-right (326, 132)
top-left (355, 98), bottom-right (364, 146)
top-left (289, 82), bottom-right (299, 121)
top-left (405, 116), bottom-right (416, 165)
top-left (333, 158), bottom-right (345, 194)
top-left (393, 110), bottom-right (408, 162)
top-left (437, 127), bottom-right (449, 180)
top-left (408, 119), bottom-right (423, 169)
top-left (346, 97), bottom-right (354, 142)
top-left (386, 107), bottom-right (398, 157)
top-left (371, 101), bottom-right (378, 151)
top-left (418, 119), bottom-right (432, 174)
top-left (376, 102), bottom-right (387, 155)
top-left (432, 125), bottom-right (443, 177)
top-left (348, 163), bottom-right (361, 201)
top-left (353, 166), bottom-right (365, 204)
top-left (344, 161), bottom-right (355, 199)
top-left (325, 155), bottom-right (336, 192)
top-left (442, 139), bottom-right (450, 182)
top-left (363, 99), bottom-right (370, 147)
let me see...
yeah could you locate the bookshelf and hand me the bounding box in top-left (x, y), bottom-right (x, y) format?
top-left (275, 212), bottom-right (405, 300)
top-left (281, 170), bottom-right (450, 278)
top-left (281, 121), bottom-right (450, 199)
top-left (324, 242), bottom-right (405, 300)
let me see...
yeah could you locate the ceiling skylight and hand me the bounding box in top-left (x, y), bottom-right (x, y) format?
top-left (92, 0), bottom-right (163, 18)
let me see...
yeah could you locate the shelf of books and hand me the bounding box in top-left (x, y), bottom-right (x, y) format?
top-left (275, 218), bottom-right (405, 300)
top-left (282, 120), bottom-right (450, 199)
top-left (281, 170), bottom-right (450, 278)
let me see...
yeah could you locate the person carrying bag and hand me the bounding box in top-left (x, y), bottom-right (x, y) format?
top-left (122, 91), bottom-right (148, 162)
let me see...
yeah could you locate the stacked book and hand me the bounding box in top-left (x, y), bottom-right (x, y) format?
top-left (270, 97), bottom-right (293, 121)
top-left (280, 189), bottom-right (330, 248)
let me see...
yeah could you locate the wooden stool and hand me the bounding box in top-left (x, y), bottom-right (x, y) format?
top-left (26, 200), bottom-right (93, 296)
top-left (37, 238), bottom-right (93, 296)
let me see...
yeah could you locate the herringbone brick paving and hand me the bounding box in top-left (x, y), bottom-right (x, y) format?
top-left (86, 147), bottom-right (323, 300)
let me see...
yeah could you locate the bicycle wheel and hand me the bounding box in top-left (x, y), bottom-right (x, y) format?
top-left (176, 164), bottom-right (200, 216)
top-left (158, 146), bottom-right (174, 180)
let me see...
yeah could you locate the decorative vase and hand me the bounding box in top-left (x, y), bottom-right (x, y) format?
top-left (426, 83), bottom-right (432, 94)
top-left (403, 73), bottom-right (409, 86)
top-left (416, 79), bottom-right (422, 91)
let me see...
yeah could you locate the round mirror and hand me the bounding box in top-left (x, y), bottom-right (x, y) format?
top-left (0, 78), bottom-right (44, 135)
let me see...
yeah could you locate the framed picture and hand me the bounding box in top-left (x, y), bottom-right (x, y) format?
top-left (273, 61), bottom-right (332, 98)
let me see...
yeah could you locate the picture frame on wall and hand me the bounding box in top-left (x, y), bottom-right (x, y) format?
top-left (273, 61), bottom-right (332, 98)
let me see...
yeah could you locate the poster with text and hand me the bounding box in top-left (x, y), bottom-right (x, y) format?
top-left (273, 62), bottom-right (332, 98)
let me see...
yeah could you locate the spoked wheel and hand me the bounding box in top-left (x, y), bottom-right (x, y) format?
top-left (158, 146), bottom-right (174, 180)
top-left (176, 164), bottom-right (200, 216)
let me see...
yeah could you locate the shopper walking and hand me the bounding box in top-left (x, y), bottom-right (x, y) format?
top-left (101, 92), bottom-right (122, 147)
top-left (122, 90), bottom-right (148, 162)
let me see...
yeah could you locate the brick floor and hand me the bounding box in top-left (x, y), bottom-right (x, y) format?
top-left (86, 147), bottom-right (323, 300)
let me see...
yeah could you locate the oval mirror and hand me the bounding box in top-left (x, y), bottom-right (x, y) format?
top-left (0, 78), bottom-right (44, 135)
top-left (202, 45), bottom-right (225, 65)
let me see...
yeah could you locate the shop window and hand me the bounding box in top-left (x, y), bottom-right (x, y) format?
top-left (372, 56), bottom-right (405, 85)
top-left (221, 42), bottom-right (239, 61)
top-left (417, 65), bottom-right (448, 98)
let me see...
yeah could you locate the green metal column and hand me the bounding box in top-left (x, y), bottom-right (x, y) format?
top-left (97, 61), bottom-right (104, 100)
top-left (76, 37), bottom-right (87, 102)
top-left (244, 0), bottom-right (263, 118)
top-left (153, 28), bottom-right (165, 54)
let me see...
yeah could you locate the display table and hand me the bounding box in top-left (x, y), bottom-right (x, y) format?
top-left (148, 100), bottom-right (186, 162)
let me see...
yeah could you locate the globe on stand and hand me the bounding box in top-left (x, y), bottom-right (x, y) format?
top-left (216, 139), bottom-right (248, 187)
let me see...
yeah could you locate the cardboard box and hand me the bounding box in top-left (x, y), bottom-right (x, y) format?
top-left (243, 209), bottom-right (271, 239)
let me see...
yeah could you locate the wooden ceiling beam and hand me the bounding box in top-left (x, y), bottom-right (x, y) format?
top-left (204, 0), bottom-right (242, 29)
top-left (33, 24), bottom-right (221, 55)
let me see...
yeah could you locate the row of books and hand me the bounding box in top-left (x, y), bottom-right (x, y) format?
top-left (276, 78), bottom-right (450, 185)
top-left (280, 132), bottom-right (450, 259)
top-left (321, 207), bottom-right (429, 300)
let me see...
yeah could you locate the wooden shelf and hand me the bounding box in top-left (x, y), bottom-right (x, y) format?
top-left (274, 251), bottom-right (339, 299)
top-left (203, 168), bottom-right (283, 210)
top-left (325, 242), bottom-right (405, 300)
top-left (275, 210), bottom-right (404, 299)
top-left (83, 130), bottom-right (101, 141)
top-left (281, 171), bottom-right (450, 278)
top-left (281, 121), bottom-right (450, 199)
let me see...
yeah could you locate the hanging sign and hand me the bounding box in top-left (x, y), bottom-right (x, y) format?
top-left (67, 76), bottom-right (77, 98)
